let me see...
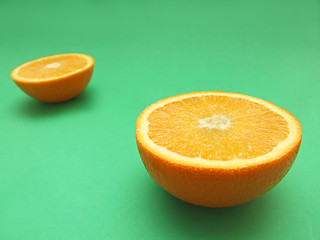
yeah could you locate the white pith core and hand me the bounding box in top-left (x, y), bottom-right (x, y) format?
top-left (44, 62), bottom-right (61, 69)
top-left (198, 115), bottom-right (231, 130)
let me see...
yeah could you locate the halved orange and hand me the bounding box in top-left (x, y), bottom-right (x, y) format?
top-left (136, 91), bottom-right (302, 207)
top-left (11, 53), bottom-right (94, 103)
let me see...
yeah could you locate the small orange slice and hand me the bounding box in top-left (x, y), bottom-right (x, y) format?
top-left (11, 53), bottom-right (94, 103)
top-left (136, 91), bottom-right (302, 207)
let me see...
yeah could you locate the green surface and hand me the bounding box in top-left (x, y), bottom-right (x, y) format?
top-left (1, 0), bottom-right (319, 239)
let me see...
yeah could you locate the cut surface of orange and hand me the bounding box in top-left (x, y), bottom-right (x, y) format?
top-left (11, 53), bottom-right (94, 103)
top-left (136, 92), bottom-right (302, 207)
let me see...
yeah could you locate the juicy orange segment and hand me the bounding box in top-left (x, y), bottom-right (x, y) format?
top-left (16, 54), bottom-right (89, 80)
top-left (148, 95), bottom-right (289, 160)
top-left (136, 91), bottom-right (302, 207)
top-left (11, 53), bottom-right (94, 103)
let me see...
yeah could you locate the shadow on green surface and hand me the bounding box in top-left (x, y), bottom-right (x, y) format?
top-left (145, 182), bottom-right (279, 239)
top-left (13, 88), bottom-right (95, 119)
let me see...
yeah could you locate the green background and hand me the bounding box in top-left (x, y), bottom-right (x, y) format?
top-left (1, 0), bottom-right (319, 239)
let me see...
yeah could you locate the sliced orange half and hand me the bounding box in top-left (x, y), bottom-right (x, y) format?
top-left (11, 53), bottom-right (94, 103)
top-left (136, 91), bottom-right (302, 207)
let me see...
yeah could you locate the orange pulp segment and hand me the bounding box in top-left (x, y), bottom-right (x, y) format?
top-left (15, 54), bottom-right (90, 80)
top-left (148, 94), bottom-right (289, 160)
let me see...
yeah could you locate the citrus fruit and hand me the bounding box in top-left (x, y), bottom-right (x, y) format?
top-left (136, 91), bottom-right (302, 207)
top-left (11, 53), bottom-right (94, 103)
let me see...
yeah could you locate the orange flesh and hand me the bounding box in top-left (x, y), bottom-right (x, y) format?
top-left (17, 55), bottom-right (88, 80)
top-left (148, 96), bottom-right (289, 160)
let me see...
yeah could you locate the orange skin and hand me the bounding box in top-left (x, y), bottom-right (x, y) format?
top-left (137, 139), bottom-right (301, 207)
top-left (11, 64), bottom-right (94, 103)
